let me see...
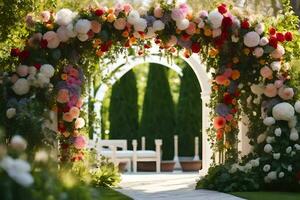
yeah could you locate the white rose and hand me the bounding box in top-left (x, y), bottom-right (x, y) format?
top-left (263, 117), bottom-right (275, 126)
top-left (75, 19), bottom-right (91, 34)
top-left (253, 47), bottom-right (264, 58)
top-left (12, 172), bottom-right (34, 187)
top-left (270, 61), bottom-right (281, 71)
top-left (40, 64), bottom-right (55, 78)
top-left (272, 102), bottom-right (295, 121)
top-left (16, 65), bottom-right (29, 77)
top-left (250, 84), bottom-right (264, 95)
top-left (255, 23), bottom-right (265, 35)
top-left (36, 73), bottom-right (50, 87)
top-left (127, 11), bottom-right (140, 25)
top-left (77, 33), bottom-right (89, 42)
top-left (207, 10), bottom-right (223, 29)
top-left (10, 135), bottom-right (27, 151)
top-left (294, 144), bottom-right (300, 150)
top-left (245, 163), bottom-right (253, 172)
top-left (257, 133), bottom-right (267, 143)
top-left (55, 8), bottom-right (76, 26)
top-left (229, 164), bottom-right (238, 174)
top-left (28, 66), bottom-right (37, 75)
top-left (212, 28), bottom-right (222, 38)
top-left (34, 150), bottom-right (49, 163)
top-left (273, 153), bottom-right (280, 160)
top-left (43, 31), bottom-right (60, 49)
top-left (294, 101), bottom-right (300, 113)
top-left (278, 172), bottom-right (285, 178)
top-left (286, 146), bottom-right (292, 154)
top-left (134, 18), bottom-right (147, 32)
top-left (267, 171), bottom-right (277, 180)
top-left (263, 164), bottom-right (271, 172)
top-left (66, 24), bottom-right (77, 38)
top-left (266, 136), bottom-right (275, 143)
top-left (288, 165), bottom-right (292, 172)
top-left (231, 35), bottom-right (239, 43)
top-left (274, 128), bottom-right (282, 137)
top-left (288, 116), bottom-right (297, 128)
top-left (259, 37), bottom-right (269, 46)
top-left (271, 45), bottom-right (285, 59)
top-left (6, 108), bottom-right (16, 119)
top-left (244, 31), bottom-right (260, 47)
top-left (57, 26), bottom-right (70, 42)
top-left (153, 20), bottom-right (165, 31)
top-left (290, 128), bottom-right (299, 141)
top-left (198, 19), bottom-right (205, 28)
top-left (264, 144), bottom-right (273, 153)
top-left (250, 158), bottom-right (260, 167)
top-left (12, 78), bottom-right (30, 95)
top-left (176, 19), bottom-right (190, 30)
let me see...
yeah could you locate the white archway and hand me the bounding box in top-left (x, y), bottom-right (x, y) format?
top-left (94, 53), bottom-right (213, 174)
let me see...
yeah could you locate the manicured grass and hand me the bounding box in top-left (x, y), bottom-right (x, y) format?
top-left (231, 192), bottom-right (300, 200)
top-left (98, 187), bottom-right (132, 200)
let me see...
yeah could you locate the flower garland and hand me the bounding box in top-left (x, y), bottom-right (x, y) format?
top-left (1, 1), bottom-right (300, 186)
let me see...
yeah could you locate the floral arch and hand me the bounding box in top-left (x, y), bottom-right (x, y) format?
top-left (2, 0), bottom-right (300, 190)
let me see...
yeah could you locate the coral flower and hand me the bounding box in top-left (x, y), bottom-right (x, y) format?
top-left (61, 73), bottom-right (68, 80)
top-left (215, 75), bottom-right (227, 85)
top-left (216, 129), bottom-right (224, 140)
top-left (231, 70), bottom-right (240, 80)
top-left (57, 89), bottom-right (70, 104)
top-left (213, 116), bottom-right (226, 129)
top-left (63, 112), bottom-right (73, 122)
top-left (74, 136), bottom-right (86, 149)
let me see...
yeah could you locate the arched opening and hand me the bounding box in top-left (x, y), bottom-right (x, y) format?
top-left (94, 53), bottom-right (212, 173)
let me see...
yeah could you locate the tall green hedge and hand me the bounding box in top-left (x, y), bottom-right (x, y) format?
top-left (176, 65), bottom-right (202, 157)
top-left (139, 63), bottom-right (175, 160)
top-left (109, 70), bottom-right (139, 147)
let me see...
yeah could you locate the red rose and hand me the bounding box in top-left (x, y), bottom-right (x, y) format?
top-left (58, 124), bottom-right (66, 133)
top-left (231, 108), bottom-right (238, 114)
top-left (100, 43), bottom-right (109, 52)
top-left (95, 9), bottom-right (104, 16)
top-left (285, 32), bottom-right (293, 41)
top-left (191, 42), bottom-right (201, 53)
top-left (40, 39), bottom-right (48, 49)
top-left (144, 44), bottom-right (151, 49)
top-left (223, 93), bottom-right (233, 105)
top-left (268, 36), bottom-right (278, 48)
top-left (218, 4), bottom-right (227, 14)
top-left (19, 50), bottom-right (30, 60)
top-left (34, 63), bottom-right (41, 70)
top-left (222, 17), bottom-right (233, 29)
top-left (241, 20), bottom-right (250, 29)
top-left (269, 27), bottom-right (276, 35)
top-left (182, 33), bottom-right (191, 41)
top-left (276, 32), bottom-right (285, 42)
top-left (220, 31), bottom-right (229, 40)
top-left (63, 106), bottom-right (70, 113)
top-left (214, 38), bottom-right (225, 48)
top-left (10, 48), bottom-right (20, 57)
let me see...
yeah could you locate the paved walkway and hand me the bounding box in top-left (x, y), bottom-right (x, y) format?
top-left (116, 172), bottom-right (244, 200)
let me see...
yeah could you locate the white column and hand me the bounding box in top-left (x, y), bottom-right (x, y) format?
top-left (173, 135), bottom-right (181, 169)
top-left (155, 139), bottom-right (162, 173)
top-left (199, 92), bottom-right (213, 175)
top-left (238, 115), bottom-right (252, 157)
top-left (132, 140), bottom-right (138, 173)
top-left (193, 136), bottom-right (200, 161)
top-left (141, 136), bottom-right (146, 150)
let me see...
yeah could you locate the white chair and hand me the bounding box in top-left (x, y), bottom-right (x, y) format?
top-left (132, 138), bottom-right (162, 173)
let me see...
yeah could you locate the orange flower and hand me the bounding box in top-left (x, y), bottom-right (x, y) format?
top-left (209, 48), bottom-right (218, 57)
top-left (122, 31), bottom-right (129, 38)
top-left (224, 125), bottom-right (231, 132)
top-left (231, 70), bottom-right (240, 80)
top-left (93, 39), bottom-right (101, 48)
top-left (46, 23), bottom-right (54, 30)
top-left (176, 29), bottom-right (182, 34)
top-left (107, 14), bottom-right (116, 23)
top-left (108, 8), bottom-right (114, 14)
top-left (213, 85), bottom-right (219, 91)
top-left (213, 116), bottom-right (226, 129)
top-left (96, 49), bottom-right (103, 57)
top-left (129, 37), bottom-right (136, 44)
top-left (259, 59), bottom-right (266, 65)
top-left (61, 73), bottom-right (68, 80)
top-left (204, 28), bottom-right (212, 36)
top-left (216, 129), bottom-right (224, 140)
top-left (224, 79), bottom-right (230, 86)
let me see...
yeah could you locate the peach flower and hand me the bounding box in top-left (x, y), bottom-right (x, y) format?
top-left (213, 116), bottom-right (226, 129)
top-left (260, 66), bottom-right (273, 79)
top-left (166, 35), bottom-right (177, 47)
top-left (114, 18), bottom-right (126, 30)
top-left (91, 20), bottom-right (101, 33)
top-left (57, 89), bottom-right (70, 103)
top-left (278, 87), bottom-right (294, 100)
top-left (154, 7), bottom-right (164, 18)
top-left (43, 31), bottom-right (60, 49)
top-left (223, 68), bottom-right (233, 78)
top-left (264, 84), bottom-right (277, 97)
top-left (76, 98), bottom-right (84, 108)
top-left (75, 117), bottom-right (85, 129)
top-left (69, 107), bottom-right (80, 119)
top-left (69, 68), bottom-right (79, 78)
top-left (215, 75), bottom-right (228, 85)
top-left (271, 45), bottom-right (285, 59)
top-left (63, 112), bottom-right (73, 122)
top-left (123, 3), bottom-right (133, 14)
top-left (231, 70), bottom-right (240, 80)
top-left (40, 11), bottom-right (51, 22)
top-left (74, 136), bottom-right (86, 149)
top-left (274, 80), bottom-right (283, 88)
top-left (186, 22), bottom-right (196, 35)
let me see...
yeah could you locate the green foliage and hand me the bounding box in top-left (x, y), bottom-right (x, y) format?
top-left (139, 63), bottom-right (176, 160)
top-left (176, 64), bottom-right (202, 157)
top-left (109, 70), bottom-right (139, 147)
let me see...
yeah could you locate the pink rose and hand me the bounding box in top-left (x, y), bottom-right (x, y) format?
top-left (40, 11), bottom-right (51, 22)
top-left (271, 45), bottom-right (285, 59)
top-left (274, 80), bottom-right (283, 88)
top-left (57, 89), bottom-right (70, 104)
top-left (278, 87), bottom-right (294, 100)
top-left (63, 112), bottom-right (74, 122)
top-left (186, 22), bottom-right (196, 35)
top-left (17, 65), bottom-right (29, 77)
top-left (74, 136), bottom-right (86, 149)
top-left (43, 31), bottom-right (60, 49)
top-left (114, 18), bottom-right (126, 30)
top-left (260, 66), bottom-right (273, 79)
top-left (199, 10), bottom-right (208, 18)
top-left (215, 75), bottom-right (229, 85)
top-left (123, 3), bottom-right (133, 14)
top-left (91, 20), bottom-right (101, 33)
top-left (75, 117), bottom-right (85, 129)
top-left (179, 3), bottom-right (189, 14)
top-left (171, 8), bottom-right (186, 21)
top-left (225, 114), bottom-right (233, 121)
top-left (154, 7), bottom-right (164, 18)
top-left (69, 107), bottom-right (80, 119)
top-left (264, 84), bottom-right (277, 97)
top-left (76, 98), bottom-right (84, 108)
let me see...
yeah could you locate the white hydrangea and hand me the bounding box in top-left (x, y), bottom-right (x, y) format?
top-left (66, 23), bottom-right (77, 38)
top-left (176, 19), bottom-right (190, 30)
top-left (16, 65), bottom-right (29, 77)
top-left (34, 150), bottom-right (49, 163)
top-left (127, 10), bottom-right (140, 25)
top-left (290, 128), bottom-right (299, 141)
top-left (28, 66), bottom-right (37, 75)
top-left (274, 128), bottom-right (282, 137)
top-left (267, 171), bottom-right (277, 180)
top-left (6, 108), bottom-right (16, 119)
top-left (40, 64), bottom-right (55, 78)
top-left (75, 19), bottom-right (91, 34)
top-left (270, 61), bottom-right (281, 71)
top-left (272, 102), bottom-right (295, 121)
top-left (264, 144), bottom-right (273, 153)
top-left (207, 10), bottom-right (223, 29)
top-left (263, 164), bottom-right (271, 172)
top-left (133, 18), bottom-right (147, 32)
top-left (55, 8), bottom-right (76, 26)
top-left (36, 73), bottom-right (50, 87)
top-left (294, 101), bottom-right (300, 113)
top-left (57, 26), bottom-right (70, 42)
top-left (273, 153), bottom-right (280, 160)
top-left (12, 78), bottom-right (30, 95)
top-left (278, 172), bottom-right (285, 178)
top-left (229, 163), bottom-right (238, 174)
top-left (263, 117), bottom-right (275, 126)
top-left (153, 20), bottom-right (165, 31)
top-left (255, 23), bottom-right (265, 35)
top-left (77, 33), bottom-right (89, 42)
top-left (244, 31), bottom-right (260, 47)
top-left (244, 163), bottom-right (253, 172)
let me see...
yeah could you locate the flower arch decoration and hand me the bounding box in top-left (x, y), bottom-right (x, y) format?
top-left (2, 1), bottom-right (300, 188)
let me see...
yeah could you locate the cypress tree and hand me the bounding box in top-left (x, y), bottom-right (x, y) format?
top-left (176, 65), bottom-right (202, 157)
top-left (139, 63), bottom-right (175, 160)
top-left (109, 70), bottom-right (139, 147)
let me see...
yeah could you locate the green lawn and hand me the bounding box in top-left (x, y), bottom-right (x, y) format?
top-left (98, 187), bottom-right (132, 200)
top-left (232, 192), bottom-right (300, 200)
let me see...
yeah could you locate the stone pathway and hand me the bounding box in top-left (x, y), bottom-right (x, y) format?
top-left (116, 172), bottom-right (244, 200)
